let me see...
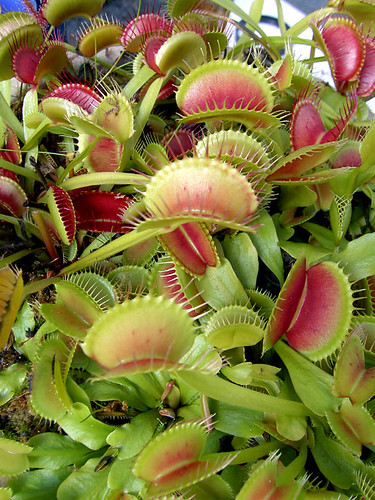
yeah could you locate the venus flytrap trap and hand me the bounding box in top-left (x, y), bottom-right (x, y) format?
top-left (264, 257), bottom-right (354, 360)
top-left (332, 330), bottom-right (375, 406)
top-left (0, 0), bottom-right (375, 498)
top-left (132, 419), bottom-right (236, 497)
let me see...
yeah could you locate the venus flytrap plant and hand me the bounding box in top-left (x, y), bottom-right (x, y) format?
top-left (39, 280), bottom-right (103, 339)
top-left (0, 11), bottom-right (43, 81)
top-left (10, 33), bottom-right (68, 87)
top-left (150, 256), bottom-right (207, 317)
top-left (235, 451), bottom-right (305, 500)
top-left (132, 419), bottom-right (236, 497)
top-left (0, 265), bottom-right (23, 349)
top-left (82, 293), bottom-right (222, 377)
top-left (77, 17), bottom-right (124, 58)
top-left (0, 437), bottom-right (32, 478)
top-left (176, 56), bottom-right (282, 129)
top-left (204, 304), bottom-right (265, 350)
top-left (1, 0), bottom-right (375, 498)
top-left (332, 329), bottom-right (375, 405)
top-left (264, 257), bottom-right (354, 360)
top-left (41, 0), bottom-right (106, 27)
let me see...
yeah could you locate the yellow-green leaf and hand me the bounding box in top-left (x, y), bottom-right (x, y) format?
top-left (0, 266), bottom-right (23, 349)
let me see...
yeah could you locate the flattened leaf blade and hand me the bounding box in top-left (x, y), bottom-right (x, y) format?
top-left (0, 265), bottom-right (23, 349)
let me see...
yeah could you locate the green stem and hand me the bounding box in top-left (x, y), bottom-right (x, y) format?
top-left (20, 118), bottom-right (52, 153)
top-left (97, 49), bottom-right (130, 85)
top-left (23, 276), bottom-right (61, 297)
top-left (285, 8), bottom-right (334, 37)
top-left (275, 0), bottom-right (286, 36)
top-left (0, 159), bottom-right (39, 181)
top-left (125, 373), bottom-right (163, 401)
top-left (212, 0), bottom-right (268, 38)
top-left (123, 65), bottom-right (156, 100)
top-left (60, 226), bottom-right (174, 275)
top-left (60, 172), bottom-right (147, 191)
top-left (0, 214), bottom-right (42, 240)
top-left (0, 91), bottom-right (24, 142)
top-left (57, 136), bottom-right (101, 183)
top-left (178, 371), bottom-right (312, 417)
top-left (133, 77), bottom-right (164, 145)
top-left (204, 440), bottom-right (282, 465)
top-left (0, 249), bottom-right (36, 269)
top-left (277, 444), bottom-right (307, 483)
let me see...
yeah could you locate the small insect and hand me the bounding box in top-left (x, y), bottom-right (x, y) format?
top-left (25, 327), bottom-right (36, 339)
top-left (104, 96), bottom-right (120, 117)
top-left (95, 400), bottom-right (130, 425)
top-left (159, 408), bottom-right (176, 419)
top-left (94, 451), bottom-right (118, 472)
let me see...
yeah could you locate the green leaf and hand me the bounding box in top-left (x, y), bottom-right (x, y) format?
top-left (8, 468), bottom-right (72, 500)
top-left (30, 337), bottom-right (73, 421)
top-left (280, 184), bottom-right (318, 210)
top-left (274, 341), bottom-right (342, 416)
top-left (221, 232), bottom-right (259, 289)
top-left (61, 227), bottom-right (168, 275)
top-left (195, 258), bottom-right (248, 310)
top-left (333, 233), bottom-right (375, 281)
top-left (65, 377), bottom-right (91, 409)
top-left (0, 80), bottom-right (11, 106)
top-left (22, 88), bottom-right (39, 173)
top-left (106, 410), bottom-right (159, 460)
top-left (360, 120), bottom-right (375, 167)
top-left (275, 377), bottom-right (307, 441)
top-left (249, 211), bottom-right (284, 284)
top-left (0, 266), bottom-right (24, 350)
top-left (57, 402), bottom-right (113, 450)
top-left (279, 240), bottom-right (331, 265)
top-left (311, 427), bottom-right (361, 489)
top-left (56, 459), bottom-right (119, 500)
top-left (207, 399), bottom-right (263, 438)
top-left (80, 379), bottom-right (148, 412)
top-left (123, 64), bottom-right (155, 99)
top-left (277, 445), bottom-right (308, 485)
top-left (0, 363), bottom-right (27, 406)
top-left (0, 487), bottom-right (12, 500)
top-left (12, 301), bottom-right (35, 345)
top-left (0, 88), bottom-right (24, 142)
top-left (249, 0), bottom-right (264, 23)
top-left (28, 433), bottom-right (98, 470)
top-left (107, 457), bottom-right (144, 493)
top-left (133, 76), bottom-right (164, 144)
top-left (0, 438), bottom-right (32, 477)
top-left (178, 370), bottom-right (311, 416)
top-left (301, 222), bottom-right (335, 250)
top-left (210, 0), bottom-right (270, 41)
top-left (181, 474), bottom-right (234, 500)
